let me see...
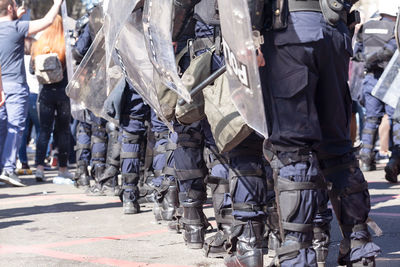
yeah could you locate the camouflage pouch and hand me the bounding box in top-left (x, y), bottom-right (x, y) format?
top-left (204, 74), bottom-right (253, 153)
top-left (34, 53), bottom-right (64, 84)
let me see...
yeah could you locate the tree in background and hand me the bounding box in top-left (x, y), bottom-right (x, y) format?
top-left (22, 0), bottom-right (85, 19)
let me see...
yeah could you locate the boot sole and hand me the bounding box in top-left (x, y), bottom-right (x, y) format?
top-left (384, 166), bottom-right (398, 183)
top-left (186, 243), bottom-right (203, 249)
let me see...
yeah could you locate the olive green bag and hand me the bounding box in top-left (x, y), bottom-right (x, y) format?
top-left (175, 48), bottom-right (214, 125)
top-left (154, 71), bottom-right (177, 121)
top-left (203, 74), bottom-right (253, 153)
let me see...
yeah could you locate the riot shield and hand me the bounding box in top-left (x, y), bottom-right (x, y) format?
top-left (348, 61), bottom-right (365, 101)
top-left (66, 27), bottom-right (124, 125)
top-left (61, 1), bottom-right (76, 81)
top-left (372, 49), bottom-right (400, 109)
top-left (396, 6), bottom-right (400, 49)
top-left (115, 11), bottom-right (173, 130)
top-left (217, 0), bottom-right (269, 138)
top-left (103, 0), bottom-right (138, 67)
top-left (142, 0), bottom-right (192, 103)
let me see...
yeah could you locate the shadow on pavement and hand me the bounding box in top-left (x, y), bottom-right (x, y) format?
top-left (0, 192), bottom-right (56, 199)
top-left (0, 202), bottom-right (122, 219)
top-left (0, 220), bottom-right (34, 229)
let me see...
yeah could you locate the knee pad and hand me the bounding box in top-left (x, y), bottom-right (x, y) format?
top-left (229, 167), bottom-right (266, 214)
top-left (174, 131), bottom-right (207, 181)
top-left (206, 176), bottom-right (233, 227)
top-left (121, 172), bottom-right (140, 185)
top-left (361, 117), bottom-right (381, 152)
top-left (179, 189), bottom-right (207, 208)
top-left (106, 128), bottom-right (121, 167)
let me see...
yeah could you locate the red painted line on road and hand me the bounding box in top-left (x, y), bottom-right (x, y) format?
top-left (0, 245), bottom-right (192, 267)
top-left (0, 194), bottom-right (120, 205)
top-left (37, 229), bottom-right (169, 248)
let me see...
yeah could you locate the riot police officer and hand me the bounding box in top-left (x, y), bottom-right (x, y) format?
top-left (172, 2), bottom-right (269, 265)
top-left (353, 3), bottom-right (399, 176)
top-left (260, 0), bottom-right (381, 266)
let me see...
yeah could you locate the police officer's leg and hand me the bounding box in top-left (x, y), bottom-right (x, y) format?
top-left (74, 120), bottom-right (92, 187)
top-left (203, 146), bottom-right (233, 258)
top-left (224, 135), bottom-right (267, 267)
top-left (173, 122), bottom-right (209, 249)
top-left (264, 161), bottom-right (280, 259)
top-left (385, 105), bottom-right (400, 183)
top-left (119, 84), bottom-right (149, 214)
top-left (360, 74), bottom-right (384, 171)
top-left (313, 188), bottom-right (333, 267)
top-left (319, 152), bottom-right (381, 266)
top-left (151, 127), bottom-right (179, 221)
top-left (89, 122), bottom-right (121, 196)
top-left (88, 115), bottom-right (108, 193)
top-left (270, 150), bottom-right (323, 267)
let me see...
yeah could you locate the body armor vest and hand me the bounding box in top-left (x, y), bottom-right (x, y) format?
top-left (362, 19), bottom-right (395, 68)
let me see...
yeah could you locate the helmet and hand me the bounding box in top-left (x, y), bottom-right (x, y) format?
top-left (379, 1), bottom-right (400, 17)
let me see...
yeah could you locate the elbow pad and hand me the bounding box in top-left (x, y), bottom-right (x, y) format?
top-left (378, 47), bottom-right (395, 62)
top-left (172, 0), bottom-right (201, 41)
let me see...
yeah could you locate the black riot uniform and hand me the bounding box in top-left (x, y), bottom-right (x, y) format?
top-left (261, 0), bottom-right (381, 266)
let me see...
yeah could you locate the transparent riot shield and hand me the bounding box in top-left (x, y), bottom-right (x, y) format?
top-left (103, 0), bottom-right (138, 67)
top-left (142, 0), bottom-right (192, 102)
top-left (61, 1), bottom-right (76, 81)
top-left (348, 61), bottom-right (365, 101)
top-left (66, 27), bottom-right (124, 125)
top-left (115, 11), bottom-right (172, 130)
top-left (103, 0), bottom-right (139, 96)
top-left (396, 6), bottom-right (400, 49)
top-left (372, 49), bottom-right (400, 109)
top-left (61, 2), bottom-right (87, 122)
top-left (217, 0), bottom-right (269, 138)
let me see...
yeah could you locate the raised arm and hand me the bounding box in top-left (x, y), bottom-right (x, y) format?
top-left (28, 0), bottom-right (62, 36)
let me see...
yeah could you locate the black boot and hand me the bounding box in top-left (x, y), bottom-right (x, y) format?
top-left (122, 186), bottom-right (140, 214)
top-left (168, 206), bottom-right (184, 233)
top-left (74, 161), bottom-right (90, 187)
top-left (224, 220), bottom-right (265, 267)
top-left (86, 164), bottom-right (105, 195)
top-left (88, 165), bottom-right (120, 196)
top-left (313, 226), bottom-right (330, 267)
top-left (265, 202), bottom-right (281, 259)
top-left (204, 176), bottom-right (233, 258)
top-left (154, 182), bottom-right (179, 221)
top-left (384, 157), bottom-right (400, 183)
top-left (180, 191), bottom-right (209, 249)
top-left (360, 154), bottom-right (376, 172)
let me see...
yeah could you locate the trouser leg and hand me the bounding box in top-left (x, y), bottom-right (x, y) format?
top-left (173, 122), bottom-right (209, 248)
top-left (319, 152), bottom-right (381, 267)
top-left (203, 146), bottom-right (232, 258)
top-left (385, 119), bottom-right (400, 183)
top-left (224, 135), bottom-right (267, 267)
top-left (90, 117), bottom-right (108, 184)
top-left (74, 121), bottom-right (91, 187)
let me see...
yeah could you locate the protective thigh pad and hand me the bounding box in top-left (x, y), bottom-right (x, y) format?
top-left (277, 177), bottom-right (301, 225)
top-left (277, 177), bottom-right (317, 233)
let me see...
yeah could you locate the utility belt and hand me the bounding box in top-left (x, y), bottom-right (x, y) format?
top-left (271, 0), bottom-right (359, 30)
top-left (289, 0), bottom-right (321, 12)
